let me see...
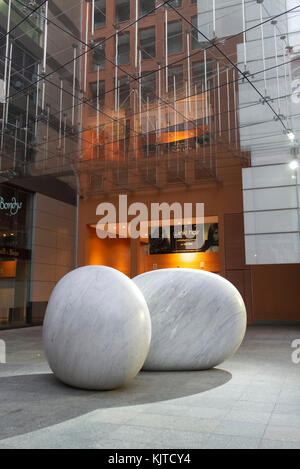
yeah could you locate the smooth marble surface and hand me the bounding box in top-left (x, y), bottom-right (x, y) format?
top-left (133, 269), bottom-right (247, 371)
top-left (43, 266), bottom-right (151, 390)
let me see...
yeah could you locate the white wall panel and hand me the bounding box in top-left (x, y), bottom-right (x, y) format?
top-left (243, 165), bottom-right (297, 189)
top-left (31, 194), bottom-right (76, 302)
top-left (244, 209), bottom-right (299, 235)
top-left (245, 233), bottom-right (300, 264)
top-left (251, 150), bottom-right (291, 167)
top-left (243, 186), bottom-right (298, 212)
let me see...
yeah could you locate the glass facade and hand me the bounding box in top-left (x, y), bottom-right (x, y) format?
top-left (0, 0), bottom-right (298, 330)
top-left (0, 185), bottom-right (33, 329)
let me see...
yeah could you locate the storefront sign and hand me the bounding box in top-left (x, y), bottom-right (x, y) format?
top-left (149, 223), bottom-right (219, 255)
top-left (0, 197), bottom-right (23, 216)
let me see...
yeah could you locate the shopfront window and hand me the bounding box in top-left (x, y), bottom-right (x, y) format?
top-left (0, 185), bottom-right (33, 329)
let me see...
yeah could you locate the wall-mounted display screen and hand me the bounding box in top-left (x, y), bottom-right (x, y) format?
top-left (149, 223), bottom-right (219, 255)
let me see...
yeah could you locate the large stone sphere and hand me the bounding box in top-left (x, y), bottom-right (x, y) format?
top-left (133, 269), bottom-right (247, 371)
top-left (43, 266), bottom-right (151, 390)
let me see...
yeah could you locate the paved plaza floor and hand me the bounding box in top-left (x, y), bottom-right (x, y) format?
top-left (0, 325), bottom-right (299, 449)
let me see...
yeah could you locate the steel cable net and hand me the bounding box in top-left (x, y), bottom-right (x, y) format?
top-left (0, 0), bottom-right (299, 196)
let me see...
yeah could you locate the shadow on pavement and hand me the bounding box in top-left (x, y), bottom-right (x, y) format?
top-left (0, 369), bottom-right (231, 440)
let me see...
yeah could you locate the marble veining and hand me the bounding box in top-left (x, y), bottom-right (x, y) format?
top-left (133, 269), bottom-right (247, 371)
top-left (43, 266), bottom-right (151, 390)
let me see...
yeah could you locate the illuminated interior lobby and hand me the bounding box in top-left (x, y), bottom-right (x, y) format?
top-left (76, 0), bottom-right (300, 324)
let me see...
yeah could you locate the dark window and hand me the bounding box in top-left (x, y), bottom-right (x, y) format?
top-left (168, 65), bottom-right (184, 97)
top-left (168, 0), bottom-right (182, 7)
top-left (94, 0), bottom-right (106, 29)
top-left (90, 173), bottom-right (104, 190)
top-left (140, 27), bottom-right (156, 59)
top-left (8, 44), bottom-right (36, 92)
top-left (92, 41), bottom-right (106, 70)
top-left (118, 32), bottom-right (130, 65)
top-left (116, 167), bottom-right (129, 186)
top-left (167, 159), bottom-right (185, 183)
top-left (118, 77), bottom-right (131, 109)
top-left (140, 166), bottom-right (157, 185)
top-left (192, 61), bottom-right (213, 89)
top-left (115, 0), bottom-right (130, 23)
top-left (90, 81), bottom-right (106, 110)
top-left (141, 73), bottom-right (156, 103)
top-left (191, 15), bottom-right (206, 50)
top-left (0, 43), bottom-right (37, 157)
top-left (167, 21), bottom-right (182, 55)
top-left (140, 0), bottom-right (155, 15)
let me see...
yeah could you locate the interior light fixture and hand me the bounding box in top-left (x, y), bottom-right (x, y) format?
top-left (287, 131), bottom-right (296, 142)
top-left (289, 157), bottom-right (299, 170)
